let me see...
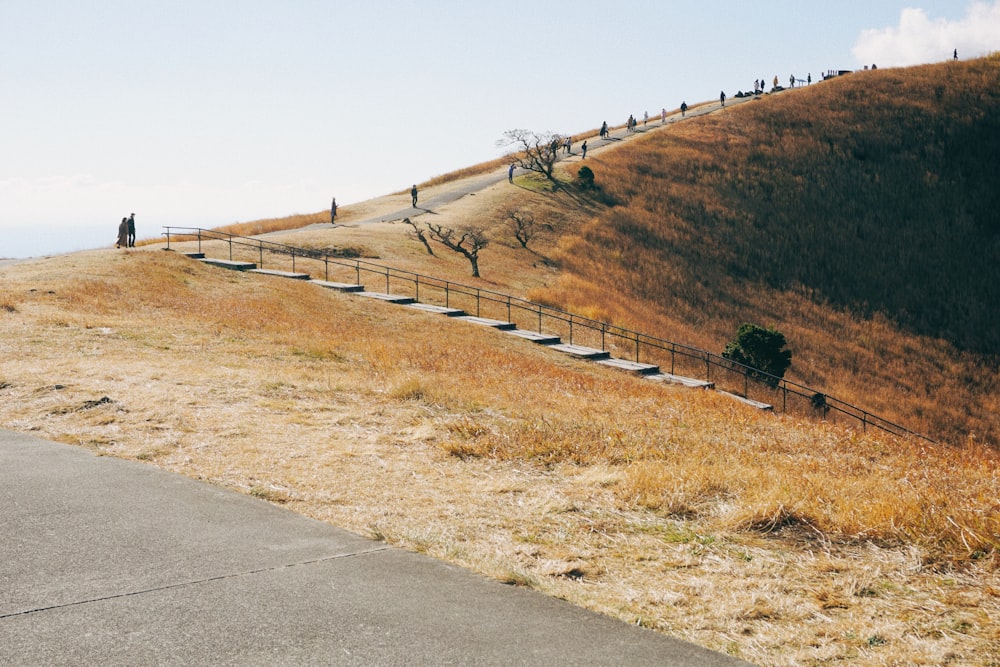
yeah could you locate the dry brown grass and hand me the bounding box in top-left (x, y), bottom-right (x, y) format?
top-left (2, 246), bottom-right (998, 666)
top-left (526, 59), bottom-right (1000, 447)
top-left (3, 63), bottom-right (999, 664)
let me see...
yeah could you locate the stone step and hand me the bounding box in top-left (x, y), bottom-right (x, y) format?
top-left (596, 358), bottom-right (660, 375)
top-left (310, 280), bottom-right (365, 293)
top-left (453, 316), bottom-right (517, 331)
top-left (548, 344), bottom-right (611, 360)
top-left (505, 329), bottom-right (562, 345)
top-left (250, 268), bottom-right (310, 280)
top-left (719, 391), bottom-right (773, 411)
top-left (198, 258), bottom-right (256, 271)
top-left (405, 303), bottom-right (467, 317)
top-left (648, 373), bottom-right (715, 390)
top-left (357, 292), bottom-right (415, 304)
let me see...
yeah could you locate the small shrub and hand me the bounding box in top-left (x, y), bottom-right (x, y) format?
top-left (723, 323), bottom-right (792, 388)
top-left (577, 165), bottom-right (595, 189)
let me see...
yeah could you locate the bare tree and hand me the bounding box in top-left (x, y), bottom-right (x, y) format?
top-left (497, 129), bottom-right (561, 182)
top-left (425, 222), bottom-right (489, 277)
top-left (505, 208), bottom-right (538, 249)
top-left (401, 217), bottom-right (434, 256)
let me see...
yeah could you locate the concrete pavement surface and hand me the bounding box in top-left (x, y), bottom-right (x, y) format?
top-left (1, 429), bottom-right (752, 666)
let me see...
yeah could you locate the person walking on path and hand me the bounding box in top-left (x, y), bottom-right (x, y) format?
top-left (773, 75), bottom-right (779, 90)
top-left (954, 48), bottom-right (958, 60)
top-left (330, 197), bottom-right (337, 225)
top-left (720, 91), bottom-right (726, 107)
top-left (661, 108), bottom-right (667, 124)
top-left (600, 120), bottom-right (608, 139)
top-left (581, 141), bottom-right (587, 159)
top-left (116, 217), bottom-right (129, 248)
top-left (508, 163), bottom-right (515, 183)
top-left (127, 213), bottom-right (135, 247)
top-left (411, 185), bottom-right (418, 208)
top-left (564, 135), bottom-right (572, 154)
top-left (680, 101), bottom-right (687, 117)
top-left (643, 110), bottom-right (648, 126)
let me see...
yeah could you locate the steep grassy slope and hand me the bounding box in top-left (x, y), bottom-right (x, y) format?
top-left (537, 56), bottom-right (999, 444)
top-left (2, 249), bottom-right (998, 666)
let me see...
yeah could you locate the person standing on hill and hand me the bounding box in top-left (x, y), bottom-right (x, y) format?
top-left (720, 91), bottom-right (726, 107)
top-left (661, 108), bottom-right (666, 123)
top-left (127, 212), bottom-right (135, 247)
top-left (600, 120), bottom-right (608, 139)
top-left (954, 49), bottom-right (958, 60)
top-left (508, 163), bottom-right (515, 183)
top-left (581, 140), bottom-right (587, 159)
top-left (411, 185), bottom-right (418, 207)
top-left (773, 75), bottom-right (779, 90)
top-left (330, 197), bottom-right (337, 225)
top-left (116, 217), bottom-right (129, 248)
top-left (680, 101), bottom-right (687, 116)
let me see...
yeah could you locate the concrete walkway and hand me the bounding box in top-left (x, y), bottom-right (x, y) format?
top-left (1, 429), bottom-right (751, 666)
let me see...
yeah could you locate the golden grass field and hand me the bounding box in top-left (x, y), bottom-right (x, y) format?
top-left (3, 59), bottom-right (999, 666)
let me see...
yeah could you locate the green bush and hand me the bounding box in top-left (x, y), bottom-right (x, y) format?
top-left (577, 165), bottom-right (595, 189)
top-left (722, 323), bottom-right (792, 388)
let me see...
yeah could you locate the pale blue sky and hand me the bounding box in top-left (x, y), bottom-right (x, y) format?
top-left (2, 1), bottom-right (996, 257)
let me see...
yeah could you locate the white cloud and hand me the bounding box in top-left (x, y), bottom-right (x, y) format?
top-left (852, 2), bottom-right (1000, 67)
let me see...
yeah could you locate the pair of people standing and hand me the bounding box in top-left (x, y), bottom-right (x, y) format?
top-left (116, 213), bottom-right (135, 248)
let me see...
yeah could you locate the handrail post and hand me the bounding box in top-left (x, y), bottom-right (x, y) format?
top-left (172, 225), bottom-right (930, 443)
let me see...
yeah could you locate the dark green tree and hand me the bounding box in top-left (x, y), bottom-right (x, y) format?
top-left (576, 165), bottom-right (595, 189)
top-left (722, 323), bottom-right (792, 388)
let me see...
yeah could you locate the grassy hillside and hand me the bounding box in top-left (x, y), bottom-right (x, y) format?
top-left (1, 250), bottom-right (998, 666)
top-left (4, 58), bottom-right (998, 666)
top-left (535, 56), bottom-right (999, 445)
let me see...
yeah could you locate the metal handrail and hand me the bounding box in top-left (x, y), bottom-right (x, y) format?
top-left (163, 226), bottom-right (935, 443)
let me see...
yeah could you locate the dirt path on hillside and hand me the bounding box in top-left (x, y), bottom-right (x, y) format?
top-left (281, 93), bottom-right (760, 235)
